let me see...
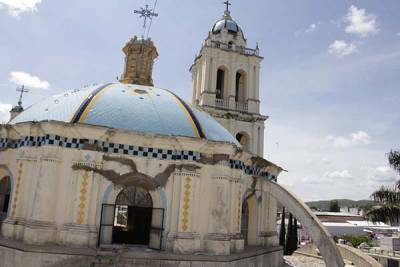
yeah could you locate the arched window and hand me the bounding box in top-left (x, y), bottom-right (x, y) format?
top-left (235, 71), bottom-right (247, 103)
top-left (236, 132), bottom-right (250, 151)
top-left (216, 68), bottom-right (225, 99)
top-left (0, 176), bottom-right (11, 215)
top-left (115, 186), bottom-right (153, 208)
top-left (241, 199), bottom-right (249, 246)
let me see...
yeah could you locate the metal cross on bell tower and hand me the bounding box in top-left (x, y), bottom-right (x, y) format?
top-left (134, 4), bottom-right (158, 36)
top-left (16, 85), bottom-right (29, 107)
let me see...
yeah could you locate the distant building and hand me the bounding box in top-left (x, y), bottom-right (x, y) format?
top-left (340, 206), bottom-right (362, 215)
top-left (295, 212), bottom-right (398, 241)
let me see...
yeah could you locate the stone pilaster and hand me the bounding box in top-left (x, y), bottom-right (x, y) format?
top-left (171, 172), bottom-right (201, 254)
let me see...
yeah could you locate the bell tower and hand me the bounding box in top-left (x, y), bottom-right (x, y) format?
top-left (190, 4), bottom-right (267, 156)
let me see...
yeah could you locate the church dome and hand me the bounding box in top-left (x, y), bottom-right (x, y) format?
top-left (10, 83), bottom-right (240, 146)
top-left (212, 18), bottom-right (241, 34)
top-left (211, 11), bottom-right (243, 35)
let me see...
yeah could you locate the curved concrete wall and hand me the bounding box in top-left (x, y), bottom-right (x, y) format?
top-left (265, 180), bottom-right (345, 267)
top-left (337, 244), bottom-right (382, 267)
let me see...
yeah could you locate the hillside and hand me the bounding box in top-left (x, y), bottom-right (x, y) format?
top-left (306, 199), bottom-right (376, 211)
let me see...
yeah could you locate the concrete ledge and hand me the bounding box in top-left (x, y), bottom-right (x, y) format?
top-left (337, 244), bottom-right (381, 267)
top-left (0, 237), bottom-right (282, 263)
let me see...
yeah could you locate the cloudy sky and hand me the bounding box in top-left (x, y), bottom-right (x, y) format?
top-left (0, 0), bottom-right (399, 201)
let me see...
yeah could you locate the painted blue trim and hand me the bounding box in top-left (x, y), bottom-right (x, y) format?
top-left (102, 183), bottom-right (113, 204)
top-left (160, 190), bottom-right (168, 249)
top-left (165, 90), bottom-right (206, 139)
top-left (71, 83), bottom-right (113, 123)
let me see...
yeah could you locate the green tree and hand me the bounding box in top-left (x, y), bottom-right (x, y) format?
top-left (389, 150), bottom-right (400, 175)
top-left (293, 218), bottom-right (298, 251)
top-left (329, 200), bottom-right (340, 212)
top-left (279, 207), bottom-right (286, 247)
top-left (285, 213), bottom-right (293, 255)
top-left (366, 150), bottom-right (400, 224)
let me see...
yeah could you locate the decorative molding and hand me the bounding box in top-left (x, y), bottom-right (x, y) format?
top-left (72, 161), bottom-right (102, 169)
top-left (0, 135), bottom-right (277, 181)
top-left (181, 176), bottom-right (191, 232)
top-left (259, 231), bottom-right (278, 237)
top-left (25, 219), bottom-right (57, 230)
top-left (40, 157), bottom-right (61, 163)
top-left (212, 176), bottom-right (231, 181)
top-left (175, 232), bottom-right (200, 240)
top-left (0, 134), bottom-right (200, 162)
top-left (204, 233), bottom-right (231, 241)
top-left (237, 185), bottom-right (242, 232)
top-left (174, 172), bottom-right (200, 178)
top-left (3, 217), bottom-right (26, 226)
top-left (11, 161), bottom-right (23, 218)
top-left (16, 157), bottom-right (37, 162)
top-left (61, 223), bottom-right (97, 233)
top-left (77, 172), bottom-right (90, 225)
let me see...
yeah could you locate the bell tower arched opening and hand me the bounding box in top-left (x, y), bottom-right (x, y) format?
top-left (113, 186), bottom-right (153, 245)
top-left (216, 67), bottom-right (227, 100)
top-left (235, 70), bottom-right (247, 103)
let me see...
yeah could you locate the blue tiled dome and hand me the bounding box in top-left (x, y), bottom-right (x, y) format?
top-left (11, 83), bottom-right (240, 146)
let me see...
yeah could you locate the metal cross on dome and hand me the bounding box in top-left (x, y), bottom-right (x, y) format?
top-left (16, 85), bottom-right (29, 107)
top-left (134, 4), bottom-right (158, 32)
top-left (224, 0), bottom-right (232, 12)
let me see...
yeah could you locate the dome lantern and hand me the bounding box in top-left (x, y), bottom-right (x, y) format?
top-left (119, 36), bottom-right (158, 86)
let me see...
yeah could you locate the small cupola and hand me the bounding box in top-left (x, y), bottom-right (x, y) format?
top-left (212, 10), bottom-right (242, 36)
top-left (119, 36), bottom-right (159, 86)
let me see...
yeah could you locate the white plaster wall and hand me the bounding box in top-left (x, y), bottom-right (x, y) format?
top-left (0, 122), bottom-right (281, 256)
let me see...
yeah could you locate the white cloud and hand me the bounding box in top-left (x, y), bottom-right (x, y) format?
top-left (301, 176), bottom-right (325, 185)
top-left (322, 157), bottom-right (331, 165)
top-left (328, 40), bottom-right (357, 57)
top-left (305, 23), bottom-right (318, 33)
top-left (295, 23), bottom-right (319, 36)
top-left (345, 5), bottom-right (379, 37)
top-left (324, 170), bottom-right (352, 179)
top-left (10, 71), bottom-right (49, 89)
top-left (326, 130), bottom-right (371, 148)
top-left (366, 166), bottom-right (398, 184)
top-left (0, 103), bottom-right (12, 123)
top-left (0, 0), bottom-right (42, 16)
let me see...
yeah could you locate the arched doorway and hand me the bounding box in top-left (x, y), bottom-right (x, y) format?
top-left (241, 194), bottom-right (257, 247)
top-left (112, 186), bottom-right (153, 245)
top-left (0, 176), bottom-right (11, 220)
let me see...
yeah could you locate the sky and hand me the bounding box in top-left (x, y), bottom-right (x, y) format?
top-left (0, 0), bottom-right (399, 201)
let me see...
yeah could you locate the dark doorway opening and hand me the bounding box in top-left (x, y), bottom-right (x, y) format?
top-left (113, 206), bottom-right (153, 245)
top-left (216, 68), bottom-right (225, 99)
top-left (241, 199), bottom-right (249, 246)
top-left (112, 187), bottom-right (153, 246)
top-left (0, 176), bottom-right (11, 221)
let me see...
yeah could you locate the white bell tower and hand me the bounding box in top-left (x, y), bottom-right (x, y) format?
top-left (190, 5), bottom-right (268, 156)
